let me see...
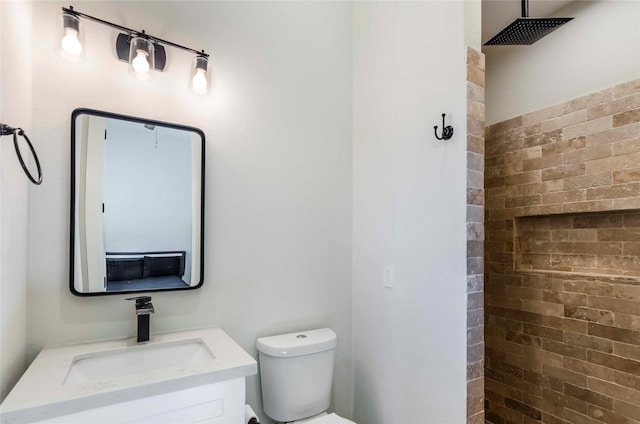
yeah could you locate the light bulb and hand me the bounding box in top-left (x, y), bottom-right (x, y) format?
top-left (60, 28), bottom-right (82, 57)
top-left (192, 68), bottom-right (208, 92)
top-left (132, 49), bottom-right (150, 75)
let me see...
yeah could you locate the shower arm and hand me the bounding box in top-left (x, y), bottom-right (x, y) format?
top-left (521, 0), bottom-right (529, 18)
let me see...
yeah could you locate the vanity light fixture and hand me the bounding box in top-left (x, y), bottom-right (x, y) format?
top-left (57, 6), bottom-right (212, 93)
top-left (56, 10), bottom-right (84, 62)
top-left (191, 55), bottom-right (211, 95)
top-left (129, 35), bottom-right (155, 80)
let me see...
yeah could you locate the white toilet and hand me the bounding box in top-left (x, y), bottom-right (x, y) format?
top-left (256, 328), bottom-right (355, 424)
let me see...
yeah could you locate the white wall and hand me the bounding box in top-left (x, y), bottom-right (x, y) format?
top-left (103, 122), bottom-right (192, 256)
top-left (485, 0), bottom-right (640, 124)
top-left (352, 2), bottom-right (468, 423)
top-left (103, 121), bottom-right (193, 284)
top-left (25, 1), bottom-right (353, 421)
top-left (0, 1), bottom-right (31, 402)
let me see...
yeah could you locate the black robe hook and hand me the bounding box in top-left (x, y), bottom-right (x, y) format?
top-left (434, 113), bottom-right (454, 141)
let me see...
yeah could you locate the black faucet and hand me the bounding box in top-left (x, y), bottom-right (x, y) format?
top-left (125, 296), bottom-right (155, 342)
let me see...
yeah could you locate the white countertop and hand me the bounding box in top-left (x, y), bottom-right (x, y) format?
top-left (0, 327), bottom-right (257, 424)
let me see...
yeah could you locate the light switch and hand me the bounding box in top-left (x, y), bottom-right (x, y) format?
top-left (383, 266), bottom-right (394, 288)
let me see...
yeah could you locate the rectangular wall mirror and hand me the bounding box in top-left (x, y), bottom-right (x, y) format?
top-left (70, 108), bottom-right (205, 296)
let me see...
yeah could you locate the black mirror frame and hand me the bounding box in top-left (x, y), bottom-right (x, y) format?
top-left (69, 108), bottom-right (205, 297)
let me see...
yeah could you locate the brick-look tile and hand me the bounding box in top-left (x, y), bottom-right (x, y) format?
top-left (541, 190), bottom-right (586, 204)
top-left (614, 342), bottom-right (640, 360)
top-left (467, 205), bottom-right (484, 224)
top-left (468, 134), bottom-right (484, 155)
top-left (542, 136), bottom-right (586, 156)
top-left (614, 313), bottom-right (640, 331)
top-left (562, 144), bottom-right (612, 165)
top-left (614, 371), bottom-right (640, 392)
top-left (467, 273), bottom-right (484, 292)
top-left (467, 411), bottom-right (484, 424)
top-left (588, 322), bottom-right (640, 344)
top-left (525, 129), bottom-right (563, 149)
top-left (466, 47), bottom-right (485, 424)
top-left (522, 104), bottom-right (565, 127)
top-left (562, 115), bottom-right (611, 140)
top-left (488, 116), bottom-right (523, 138)
top-left (561, 88), bottom-right (613, 114)
top-left (468, 99), bottom-right (485, 122)
top-left (468, 116), bottom-right (484, 138)
top-left (564, 383), bottom-right (614, 410)
top-left (563, 172), bottom-right (612, 190)
top-left (505, 397), bottom-right (542, 420)
top-left (612, 137), bottom-right (640, 156)
top-left (542, 163), bottom-right (586, 181)
top-left (467, 82), bottom-right (484, 104)
top-left (615, 400), bottom-right (640, 420)
top-left (543, 388), bottom-right (588, 415)
top-left (564, 357), bottom-right (615, 382)
top-left (586, 122), bottom-right (640, 147)
top-left (564, 332), bottom-right (613, 353)
top-left (587, 93), bottom-right (640, 120)
top-left (467, 46), bottom-right (485, 70)
top-left (468, 169), bottom-right (483, 190)
top-left (586, 405), bottom-right (632, 424)
top-left (467, 64), bottom-right (485, 88)
top-left (523, 154), bottom-right (562, 172)
top-left (540, 110), bottom-right (586, 134)
top-left (613, 109), bottom-right (640, 127)
top-left (562, 200), bottom-right (614, 214)
top-left (613, 167), bottom-right (640, 183)
top-left (487, 79), bottom-right (640, 424)
top-left (564, 306), bottom-right (614, 325)
top-left (506, 146), bottom-right (543, 162)
top-left (467, 188), bottom-right (484, 206)
top-left (613, 78), bottom-right (640, 99)
top-left (612, 197), bottom-right (640, 212)
top-left (588, 378), bottom-right (640, 407)
top-left (587, 350), bottom-right (640, 375)
top-left (586, 182), bottom-right (640, 200)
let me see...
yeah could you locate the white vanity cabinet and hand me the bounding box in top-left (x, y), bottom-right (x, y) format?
top-left (39, 379), bottom-right (245, 424)
top-left (0, 327), bottom-right (256, 424)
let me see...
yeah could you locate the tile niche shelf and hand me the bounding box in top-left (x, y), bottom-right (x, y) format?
top-left (515, 209), bottom-right (640, 278)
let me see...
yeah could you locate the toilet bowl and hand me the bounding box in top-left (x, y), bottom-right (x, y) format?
top-left (256, 328), bottom-right (356, 424)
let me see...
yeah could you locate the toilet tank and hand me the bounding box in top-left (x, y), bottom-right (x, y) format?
top-left (257, 328), bottom-right (337, 423)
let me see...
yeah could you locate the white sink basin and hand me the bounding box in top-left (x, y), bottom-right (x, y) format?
top-left (64, 339), bottom-right (215, 385)
top-left (0, 327), bottom-right (257, 424)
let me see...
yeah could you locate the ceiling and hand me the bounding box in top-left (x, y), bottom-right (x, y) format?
top-left (482, 0), bottom-right (576, 44)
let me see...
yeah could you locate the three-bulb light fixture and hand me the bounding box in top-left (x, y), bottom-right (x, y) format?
top-left (56, 6), bottom-right (212, 95)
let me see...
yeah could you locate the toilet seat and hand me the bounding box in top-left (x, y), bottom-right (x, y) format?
top-left (301, 413), bottom-right (355, 424)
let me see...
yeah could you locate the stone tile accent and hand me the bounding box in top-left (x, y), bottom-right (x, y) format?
top-left (515, 211), bottom-right (640, 277)
top-left (485, 78), bottom-right (640, 424)
top-left (466, 47), bottom-right (485, 424)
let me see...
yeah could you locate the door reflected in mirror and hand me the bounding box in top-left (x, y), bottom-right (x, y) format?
top-left (70, 109), bottom-right (204, 296)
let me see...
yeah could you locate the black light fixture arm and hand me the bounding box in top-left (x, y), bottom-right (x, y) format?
top-left (62, 6), bottom-right (209, 58)
top-left (434, 113), bottom-right (454, 141)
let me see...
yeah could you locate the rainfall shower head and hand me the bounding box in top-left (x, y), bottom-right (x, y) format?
top-left (484, 0), bottom-right (573, 46)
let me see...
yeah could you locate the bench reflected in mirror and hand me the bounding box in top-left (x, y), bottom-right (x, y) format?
top-left (106, 251), bottom-right (189, 292)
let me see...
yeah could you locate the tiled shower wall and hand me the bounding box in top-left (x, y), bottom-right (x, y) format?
top-left (485, 79), bottom-right (640, 424)
top-left (467, 46), bottom-right (485, 424)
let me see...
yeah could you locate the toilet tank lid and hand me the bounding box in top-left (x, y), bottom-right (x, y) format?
top-left (256, 328), bottom-right (337, 358)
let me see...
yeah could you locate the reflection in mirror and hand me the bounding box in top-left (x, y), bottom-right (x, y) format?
top-left (71, 109), bottom-right (204, 296)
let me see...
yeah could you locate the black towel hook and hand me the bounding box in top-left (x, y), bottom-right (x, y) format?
top-left (434, 113), bottom-right (454, 141)
top-left (0, 123), bottom-right (43, 185)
